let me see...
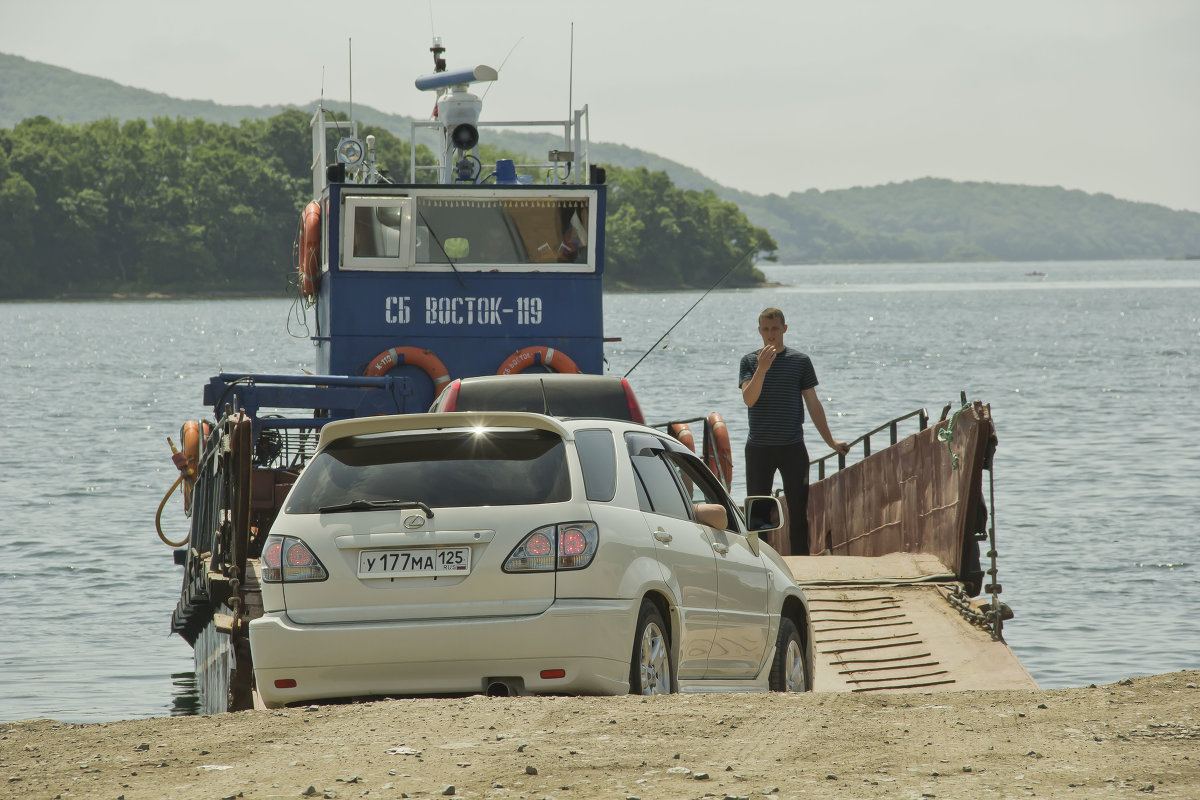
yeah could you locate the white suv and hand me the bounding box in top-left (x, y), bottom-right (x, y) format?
top-left (250, 412), bottom-right (813, 706)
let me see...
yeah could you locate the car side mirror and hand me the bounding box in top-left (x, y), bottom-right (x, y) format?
top-left (744, 496), bottom-right (783, 536)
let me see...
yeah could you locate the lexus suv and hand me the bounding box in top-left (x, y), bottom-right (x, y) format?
top-left (249, 411), bottom-right (813, 706)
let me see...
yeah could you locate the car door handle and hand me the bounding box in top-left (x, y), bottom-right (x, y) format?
top-left (653, 529), bottom-right (673, 543)
top-left (712, 542), bottom-right (729, 554)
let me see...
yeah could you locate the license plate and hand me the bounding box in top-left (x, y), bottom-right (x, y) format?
top-left (358, 547), bottom-right (471, 578)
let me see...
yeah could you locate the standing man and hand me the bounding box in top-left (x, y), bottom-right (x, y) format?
top-left (739, 307), bottom-right (849, 556)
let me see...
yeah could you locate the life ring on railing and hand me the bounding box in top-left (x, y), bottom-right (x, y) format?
top-left (177, 420), bottom-right (201, 514)
top-left (364, 346), bottom-right (452, 396)
top-left (669, 422), bottom-right (696, 452)
top-left (496, 346), bottom-right (581, 375)
top-left (705, 412), bottom-right (734, 489)
top-left (297, 200), bottom-right (322, 301)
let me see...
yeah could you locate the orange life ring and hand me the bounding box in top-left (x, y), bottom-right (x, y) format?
top-left (364, 346), bottom-right (452, 396)
top-left (705, 412), bottom-right (734, 489)
top-left (669, 422), bottom-right (696, 452)
top-left (297, 200), bottom-right (322, 300)
top-left (496, 346), bottom-right (581, 375)
top-left (179, 420), bottom-right (201, 513)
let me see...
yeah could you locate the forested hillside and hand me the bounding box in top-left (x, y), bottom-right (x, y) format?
top-left (731, 180), bottom-right (1200, 263)
top-left (4, 51), bottom-right (1200, 272)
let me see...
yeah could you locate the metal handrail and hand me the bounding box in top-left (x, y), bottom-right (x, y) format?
top-left (811, 408), bottom-right (930, 480)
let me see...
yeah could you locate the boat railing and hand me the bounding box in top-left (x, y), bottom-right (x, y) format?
top-left (409, 106), bottom-right (592, 186)
top-left (811, 407), bottom-right (930, 480)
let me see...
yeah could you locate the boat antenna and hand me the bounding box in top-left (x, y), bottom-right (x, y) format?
top-left (568, 22), bottom-right (574, 122)
top-left (482, 36), bottom-right (524, 101)
top-left (348, 38), bottom-right (353, 122)
top-left (623, 247), bottom-right (757, 379)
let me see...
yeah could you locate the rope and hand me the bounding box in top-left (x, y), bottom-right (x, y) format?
top-left (936, 403), bottom-right (969, 469)
top-left (155, 474), bottom-right (189, 548)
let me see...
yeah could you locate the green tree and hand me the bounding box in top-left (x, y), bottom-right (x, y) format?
top-left (603, 166), bottom-right (773, 288)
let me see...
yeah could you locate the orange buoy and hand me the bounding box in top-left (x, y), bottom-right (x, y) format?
top-left (297, 200), bottom-right (322, 300)
top-left (496, 346), bottom-right (581, 375)
top-left (705, 412), bottom-right (734, 489)
top-left (669, 422), bottom-right (696, 452)
top-left (364, 346), bottom-right (452, 396)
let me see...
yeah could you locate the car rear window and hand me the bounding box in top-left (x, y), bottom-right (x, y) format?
top-left (453, 377), bottom-right (634, 419)
top-left (286, 429), bottom-right (570, 513)
top-left (541, 382), bottom-right (631, 419)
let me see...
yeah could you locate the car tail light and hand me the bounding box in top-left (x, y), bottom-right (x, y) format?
top-left (621, 378), bottom-right (645, 424)
top-left (436, 379), bottom-right (461, 411)
top-left (262, 535), bottom-right (328, 583)
top-left (504, 522), bottom-right (599, 572)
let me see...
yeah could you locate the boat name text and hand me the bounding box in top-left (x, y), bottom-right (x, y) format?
top-left (385, 296), bottom-right (543, 326)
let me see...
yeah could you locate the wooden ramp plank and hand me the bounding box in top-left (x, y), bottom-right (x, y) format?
top-left (789, 556), bottom-right (1037, 693)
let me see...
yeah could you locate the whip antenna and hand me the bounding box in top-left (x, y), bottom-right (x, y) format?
top-left (623, 247), bottom-right (756, 379)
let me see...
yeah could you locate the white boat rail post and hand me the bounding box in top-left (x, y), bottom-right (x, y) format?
top-left (310, 106), bottom-right (326, 199)
top-left (575, 105), bottom-right (589, 185)
top-left (311, 106), bottom-right (365, 195)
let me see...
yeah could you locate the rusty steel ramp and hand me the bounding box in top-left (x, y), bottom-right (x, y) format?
top-left (774, 400), bottom-right (1038, 692)
top-left (787, 554), bottom-right (1036, 692)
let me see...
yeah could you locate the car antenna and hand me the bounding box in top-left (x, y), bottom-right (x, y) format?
top-left (623, 247), bottom-right (756, 379)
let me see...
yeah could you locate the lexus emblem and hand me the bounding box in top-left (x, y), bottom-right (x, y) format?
top-left (403, 514), bottom-right (426, 530)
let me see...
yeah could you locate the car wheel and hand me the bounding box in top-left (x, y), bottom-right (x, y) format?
top-left (629, 600), bottom-right (672, 695)
top-left (769, 617), bottom-right (809, 692)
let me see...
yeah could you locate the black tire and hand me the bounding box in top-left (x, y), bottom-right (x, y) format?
top-left (629, 600), bottom-right (672, 695)
top-left (768, 617), bottom-right (809, 692)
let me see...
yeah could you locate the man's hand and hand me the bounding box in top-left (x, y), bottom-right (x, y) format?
top-left (830, 439), bottom-right (850, 456)
top-left (757, 344), bottom-right (778, 370)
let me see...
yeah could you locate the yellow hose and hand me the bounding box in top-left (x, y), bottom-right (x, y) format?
top-left (156, 474), bottom-right (190, 548)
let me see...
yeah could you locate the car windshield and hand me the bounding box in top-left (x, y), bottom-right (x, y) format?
top-left (286, 429), bottom-right (570, 513)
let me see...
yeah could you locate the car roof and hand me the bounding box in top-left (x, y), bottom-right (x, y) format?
top-left (446, 373), bottom-right (637, 420)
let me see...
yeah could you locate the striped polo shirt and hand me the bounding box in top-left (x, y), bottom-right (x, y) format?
top-left (738, 346), bottom-right (818, 445)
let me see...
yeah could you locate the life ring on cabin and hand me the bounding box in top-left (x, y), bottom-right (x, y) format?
top-left (363, 346), bottom-right (452, 396)
top-left (705, 412), bottom-right (734, 489)
top-left (296, 200), bottom-right (322, 301)
top-left (669, 422), bottom-right (696, 452)
top-left (496, 346), bottom-right (581, 375)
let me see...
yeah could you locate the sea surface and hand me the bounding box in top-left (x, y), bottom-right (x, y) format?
top-left (2, 259), bottom-right (1198, 722)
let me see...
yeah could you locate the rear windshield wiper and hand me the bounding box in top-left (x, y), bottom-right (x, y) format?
top-left (318, 499), bottom-right (435, 517)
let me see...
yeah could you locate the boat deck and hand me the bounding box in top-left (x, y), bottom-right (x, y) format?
top-left (785, 555), bottom-right (1037, 693)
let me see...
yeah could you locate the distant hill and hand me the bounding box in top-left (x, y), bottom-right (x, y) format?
top-left (5, 52), bottom-right (1200, 263)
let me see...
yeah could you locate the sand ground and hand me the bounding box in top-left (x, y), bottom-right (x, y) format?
top-left (2, 671), bottom-right (1198, 800)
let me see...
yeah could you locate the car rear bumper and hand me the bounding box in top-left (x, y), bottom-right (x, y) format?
top-left (250, 597), bottom-right (638, 707)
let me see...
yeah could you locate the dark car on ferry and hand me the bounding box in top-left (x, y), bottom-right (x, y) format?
top-left (429, 373), bottom-right (646, 422)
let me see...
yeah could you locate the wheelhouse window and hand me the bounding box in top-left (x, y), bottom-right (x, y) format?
top-left (342, 196), bottom-right (414, 270)
top-left (415, 196), bottom-right (590, 270)
top-left (340, 190), bottom-right (596, 273)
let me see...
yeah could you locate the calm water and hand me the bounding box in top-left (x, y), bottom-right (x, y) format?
top-left (2, 260), bottom-right (1198, 722)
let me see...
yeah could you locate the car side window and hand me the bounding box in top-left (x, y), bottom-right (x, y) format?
top-left (624, 433), bottom-right (691, 520)
top-left (663, 452), bottom-right (740, 533)
top-left (575, 428), bottom-right (617, 502)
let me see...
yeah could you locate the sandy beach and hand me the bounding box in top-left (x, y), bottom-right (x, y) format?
top-left (2, 671), bottom-right (1197, 799)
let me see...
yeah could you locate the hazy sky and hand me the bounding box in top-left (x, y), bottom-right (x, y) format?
top-left (3, 0), bottom-right (1197, 212)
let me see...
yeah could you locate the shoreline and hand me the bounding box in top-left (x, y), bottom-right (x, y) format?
top-left (3, 670), bottom-right (1197, 799)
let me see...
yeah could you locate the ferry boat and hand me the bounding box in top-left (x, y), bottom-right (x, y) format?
top-left (160, 42), bottom-right (1033, 713)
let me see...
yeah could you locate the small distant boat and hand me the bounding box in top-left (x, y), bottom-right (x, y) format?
top-left (1025, 270), bottom-right (1046, 277)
